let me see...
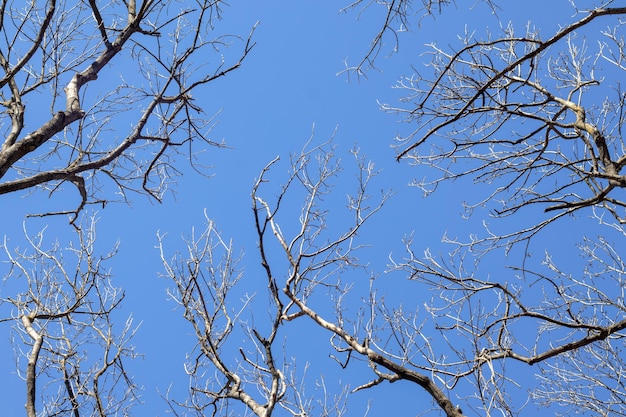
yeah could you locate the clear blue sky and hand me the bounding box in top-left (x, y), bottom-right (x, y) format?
top-left (1, 1), bottom-right (620, 415)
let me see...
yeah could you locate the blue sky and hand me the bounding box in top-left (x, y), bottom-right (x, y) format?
top-left (1, 1), bottom-right (623, 416)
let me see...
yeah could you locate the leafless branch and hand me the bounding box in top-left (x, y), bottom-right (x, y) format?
top-left (1, 215), bottom-right (141, 416)
top-left (0, 1), bottom-right (255, 218)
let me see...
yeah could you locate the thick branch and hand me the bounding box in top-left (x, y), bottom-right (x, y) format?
top-left (526, 318), bottom-right (626, 365)
top-left (21, 315), bottom-right (43, 417)
top-left (283, 289), bottom-right (465, 417)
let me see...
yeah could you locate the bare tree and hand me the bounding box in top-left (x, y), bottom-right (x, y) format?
top-left (373, 1), bottom-right (626, 416)
top-left (387, 4), bottom-right (626, 240)
top-left (1, 216), bottom-right (140, 417)
top-left (0, 0), bottom-right (254, 220)
top-left (159, 139), bottom-right (482, 417)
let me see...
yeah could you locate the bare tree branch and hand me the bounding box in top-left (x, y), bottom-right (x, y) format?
top-left (1, 216), bottom-right (141, 416)
top-left (0, 1), bottom-right (256, 219)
